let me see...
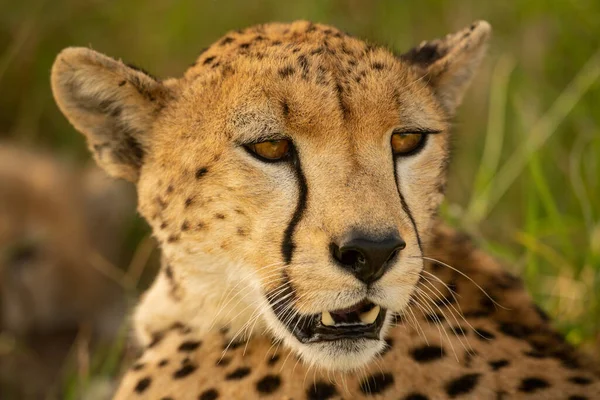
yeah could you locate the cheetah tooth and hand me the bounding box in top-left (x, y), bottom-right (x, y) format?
top-left (359, 305), bottom-right (381, 324)
top-left (321, 311), bottom-right (335, 326)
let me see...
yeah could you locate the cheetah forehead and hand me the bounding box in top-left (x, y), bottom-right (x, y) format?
top-left (184, 21), bottom-right (397, 81)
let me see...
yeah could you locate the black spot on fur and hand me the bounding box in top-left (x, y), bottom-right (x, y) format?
top-left (216, 357), bottom-right (231, 367)
top-left (220, 37), bottom-right (235, 46)
top-left (335, 83), bottom-right (349, 118)
top-left (131, 363), bottom-right (145, 371)
top-left (279, 66), bottom-right (295, 78)
top-left (524, 350), bottom-right (548, 359)
top-left (118, 80), bottom-right (127, 87)
top-left (425, 313), bottom-right (445, 324)
top-left (158, 359), bottom-right (169, 367)
top-left (267, 354), bottom-right (280, 366)
top-left (569, 396), bottom-right (588, 400)
top-left (404, 394), bottom-right (429, 400)
top-left (239, 42), bottom-right (250, 49)
top-left (256, 375), bottom-right (281, 394)
top-left (445, 374), bottom-right (481, 397)
top-left (195, 167), bottom-right (208, 179)
top-left (489, 359), bottom-right (509, 371)
top-left (298, 54), bottom-right (309, 79)
top-left (199, 388), bottom-right (219, 400)
top-left (215, 213), bottom-right (225, 220)
top-left (411, 345), bottom-right (445, 363)
top-left (474, 328), bottom-right (495, 340)
top-left (372, 62), bottom-right (384, 70)
top-left (449, 326), bottom-right (467, 336)
top-left (167, 234), bottom-right (180, 243)
top-left (203, 56), bottom-right (216, 65)
top-left (178, 340), bottom-right (201, 352)
top-left (307, 381), bottom-right (338, 400)
top-left (166, 184), bottom-right (174, 194)
top-left (518, 377), bottom-right (550, 393)
top-left (134, 377), bottom-right (151, 393)
top-left (173, 363), bottom-right (197, 379)
top-left (281, 100), bottom-right (290, 117)
top-left (226, 367), bottom-right (251, 380)
top-left (569, 377), bottom-right (592, 385)
top-left (498, 322), bottom-right (531, 339)
top-left (359, 373), bottom-right (394, 395)
top-left (148, 332), bottom-right (164, 348)
top-left (184, 197), bottom-right (193, 207)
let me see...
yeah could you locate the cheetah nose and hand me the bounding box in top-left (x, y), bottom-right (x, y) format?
top-left (331, 233), bottom-right (406, 284)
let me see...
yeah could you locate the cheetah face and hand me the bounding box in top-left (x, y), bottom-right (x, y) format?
top-left (51, 20), bottom-right (490, 371)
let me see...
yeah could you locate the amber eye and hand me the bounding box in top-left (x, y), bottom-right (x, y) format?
top-left (391, 132), bottom-right (424, 155)
top-left (247, 139), bottom-right (291, 161)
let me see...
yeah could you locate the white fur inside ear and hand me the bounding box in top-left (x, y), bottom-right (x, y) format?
top-left (51, 47), bottom-right (170, 182)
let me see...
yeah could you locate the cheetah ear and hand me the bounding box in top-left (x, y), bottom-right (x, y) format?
top-left (400, 20), bottom-right (491, 115)
top-left (51, 48), bottom-right (173, 182)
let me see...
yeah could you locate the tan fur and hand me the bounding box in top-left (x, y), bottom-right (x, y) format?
top-left (0, 144), bottom-right (129, 335)
top-left (51, 20), bottom-right (599, 398)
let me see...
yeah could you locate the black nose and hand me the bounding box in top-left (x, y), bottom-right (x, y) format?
top-left (331, 234), bottom-right (406, 284)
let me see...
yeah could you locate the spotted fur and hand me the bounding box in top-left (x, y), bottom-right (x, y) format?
top-left (50, 20), bottom-right (599, 398)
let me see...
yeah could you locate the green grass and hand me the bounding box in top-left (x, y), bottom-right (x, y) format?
top-left (1, 0), bottom-right (599, 397)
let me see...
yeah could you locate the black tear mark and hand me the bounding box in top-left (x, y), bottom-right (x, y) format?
top-left (445, 373), bottom-right (481, 397)
top-left (307, 381), bottom-right (338, 400)
top-left (256, 375), bottom-right (281, 394)
top-left (281, 150), bottom-right (308, 264)
top-left (518, 377), bottom-right (551, 393)
top-left (411, 345), bottom-right (445, 363)
top-left (359, 373), bottom-right (394, 395)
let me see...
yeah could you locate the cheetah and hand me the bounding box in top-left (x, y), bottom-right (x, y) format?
top-left (51, 20), bottom-right (600, 399)
top-left (0, 144), bottom-right (130, 397)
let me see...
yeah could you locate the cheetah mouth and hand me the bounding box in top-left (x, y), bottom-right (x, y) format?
top-left (272, 299), bottom-right (387, 344)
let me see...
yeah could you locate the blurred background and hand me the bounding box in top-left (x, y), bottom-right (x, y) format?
top-left (0, 0), bottom-right (599, 398)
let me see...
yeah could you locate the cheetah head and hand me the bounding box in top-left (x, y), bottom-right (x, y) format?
top-left (51, 21), bottom-right (490, 371)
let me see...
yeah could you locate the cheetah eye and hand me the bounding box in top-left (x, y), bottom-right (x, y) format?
top-left (246, 139), bottom-right (291, 162)
top-left (391, 132), bottom-right (425, 156)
